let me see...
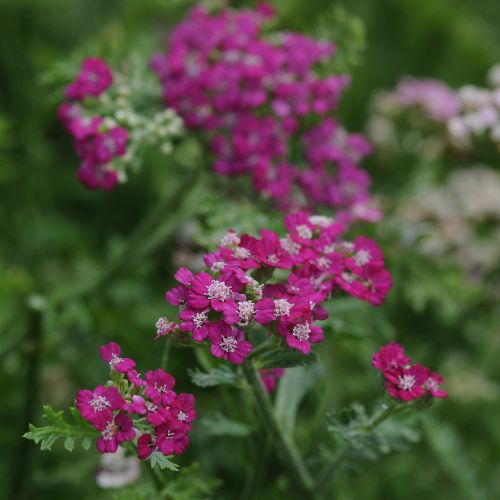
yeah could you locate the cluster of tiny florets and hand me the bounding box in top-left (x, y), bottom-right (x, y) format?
top-left (76, 342), bottom-right (196, 458)
top-left (58, 58), bottom-right (183, 190)
top-left (150, 5), bottom-right (379, 223)
top-left (157, 211), bottom-right (392, 365)
top-left (372, 341), bottom-right (447, 401)
top-left (369, 65), bottom-right (500, 154)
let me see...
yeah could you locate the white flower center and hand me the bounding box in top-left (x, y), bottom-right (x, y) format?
top-left (177, 410), bottom-right (188, 422)
top-left (220, 335), bottom-right (238, 353)
top-left (309, 215), bottom-right (333, 228)
top-left (316, 256), bottom-right (330, 269)
top-left (210, 261), bottom-right (225, 273)
top-left (341, 272), bottom-right (356, 284)
top-left (354, 249), bottom-right (371, 267)
top-left (221, 231), bottom-right (240, 247)
top-left (145, 401), bottom-right (158, 412)
top-left (274, 298), bottom-right (292, 317)
top-left (238, 301), bottom-right (255, 326)
top-left (109, 353), bottom-right (122, 367)
top-left (323, 244), bottom-right (337, 254)
top-left (234, 247), bottom-right (251, 260)
top-left (424, 378), bottom-right (438, 391)
top-left (296, 224), bottom-right (312, 240)
top-left (292, 323), bottom-right (311, 341)
top-left (90, 395), bottom-right (111, 412)
top-left (193, 311), bottom-right (208, 328)
top-left (156, 317), bottom-right (174, 335)
top-left (280, 237), bottom-right (301, 255)
top-left (102, 422), bottom-right (116, 441)
top-left (398, 375), bottom-right (416, 391)
top-left (267, 254), bottom-right (279, 264)
top-left (207, 280), bottom-right (232, 301)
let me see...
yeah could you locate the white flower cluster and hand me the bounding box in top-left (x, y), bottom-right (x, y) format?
top-left (448, 70), bottom-right (500, 148)
top-left (399, 167), bottom-right (500, 277)
top-left (368, 64), bottom-right (500, 155)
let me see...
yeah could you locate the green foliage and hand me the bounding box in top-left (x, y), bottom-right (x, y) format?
top-left (149, 451), bottom-right (179, 471)
top-left (257, 349), bottom-right (319, 369)
top-left (325, 403), bottom-right (420, 461)
top-left (313, 6), bottom-right (366, 74)
top-left (275, 364), bottom-right (324, 435)
top-left (23, 405), bottom-right (98, 452)
top-left (188, 366), bottom-right (239, 388)
top-left (199, 413), bottom-right (253, 437)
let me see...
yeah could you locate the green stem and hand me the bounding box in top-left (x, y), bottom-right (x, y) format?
top-left (241, 359), bottom-right (316, 497)
top-left (161, 340), bottom-right (171, 372)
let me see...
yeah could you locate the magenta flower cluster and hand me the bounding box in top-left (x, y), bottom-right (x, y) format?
top-left (159, 211), bottom-right (392, 364)
top-left (76, 342), bottom-right (196, 458)
top-left (58, 58), bottom-right (128, 190)
top-left (372, 342), bottom-right (447, 401)
top-left (150, 5), bottom-right (379, 223)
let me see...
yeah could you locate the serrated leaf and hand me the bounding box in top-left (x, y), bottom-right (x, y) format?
top-left (199, 413), bottom-right (252, 437)
top-left (149, 451), bottom-right (180, 471)
top-left (64, 436), bottom-right (75, 452)
top-left (24, 404), bottom-right (98, 451)
top-left (188, 366), bottom-right (239, 388)
top-left (258, 348), bottom-right (318, 369)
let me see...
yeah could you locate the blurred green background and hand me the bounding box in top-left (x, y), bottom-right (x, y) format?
top-left (1, 0), bottom-right (499, 498)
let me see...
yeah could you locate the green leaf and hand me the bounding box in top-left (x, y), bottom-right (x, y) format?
top-left (23, 405), bottom-right (98, 451)
top-left (199, 413), bottom-right (253, 437)
top-left (149, 451), bottom-right (180, 471)
top-left (257, 348), bottom-right (318, 369)
top-left (275, 363), bottom-right (325, 435)
top-left (325, 402), bottom-right (420, 462)
top-left (188, 366), bottom-right (239, 388)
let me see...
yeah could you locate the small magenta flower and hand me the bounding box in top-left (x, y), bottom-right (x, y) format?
top-left (65, 57), bottom-right (113, 100)
top-left (170, 393), bottom-right (197, 431)
top-left (154, 317), bottom-right (178, 340)
top-left (96, 412), bottom-right (135, 454)
top-left (144, 369), bottom-right (176, 406)
top-left (179, 309), bottom-right (210, 341)
top-left (126, 369), bottom-right (146, 387)
top-left (209, 322), bottom-right (253, 364)
top-left (372, 341), bottom-right (411, 372)
top-left (373, 342), bottom-right (447, 402)
top-left (93, 127), bottom-right (128, 163)
top-left (125, 395), bottom-right (170, 426)
top-left (99, 342), bottom-right (136, 373)
top-left (137, 434), bottom-right (156, 460)
top-left (76, 385), bottom-right (125, 428)
top-left (260, 368), bottom-right (285, 392)
top-left (77, 161), bottom-right (119, 191)
top-left (385, 365), bottom-right (428, 401)
top-left (156, 421), bottom-right (190, 456)
top-left (423, 371), bottom-right (448, 398)
top-left (278, 320), bottom-right (323, 354)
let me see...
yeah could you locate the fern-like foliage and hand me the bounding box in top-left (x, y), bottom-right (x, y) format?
top-left (23, 405), bottom-right (98, 452)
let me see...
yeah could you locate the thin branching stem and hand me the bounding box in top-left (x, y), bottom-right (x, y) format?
top-left (241, 359), bottom-right (316, 498)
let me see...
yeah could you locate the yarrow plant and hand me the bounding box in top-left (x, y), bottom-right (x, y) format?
top-left (58, 57), bottom-right (184, 189)
top-left (372, 341), bottom-right (447, 401)
top-left (25, 341), bottom-right (196, 470)
top-left (76, 5), bottom-right (380, 221)
top-left (27, 4), bottom-right (451, 497)
top-left (157, 210), bottom-right (392, 363)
